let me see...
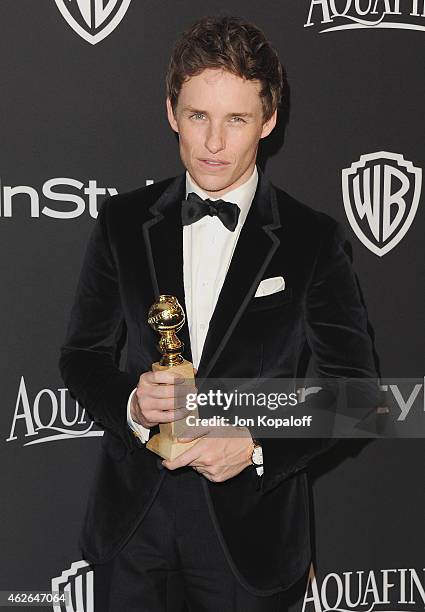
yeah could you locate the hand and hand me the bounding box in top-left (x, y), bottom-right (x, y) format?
top-left (162, 425), bottom-right (255, 482)
top-left (131, 370), bottom-right (197, 430)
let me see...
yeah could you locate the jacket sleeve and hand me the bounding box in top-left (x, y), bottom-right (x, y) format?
top-left (258, 219), bottom-right (380, 493)
top-left (59, 198), bottom-right (139, 452)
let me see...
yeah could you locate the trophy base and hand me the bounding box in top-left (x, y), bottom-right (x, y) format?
top-left (146, 434), bottom-right (198, 461)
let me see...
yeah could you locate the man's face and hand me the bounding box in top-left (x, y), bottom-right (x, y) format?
top-left (166, 69), bottom-right (276, 197)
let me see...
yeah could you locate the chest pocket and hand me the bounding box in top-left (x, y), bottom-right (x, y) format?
top-left (245, 287), bottom-right (293, 313)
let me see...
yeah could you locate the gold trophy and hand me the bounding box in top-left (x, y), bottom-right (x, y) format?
top-left (146, 295), bottom-right (199, 460)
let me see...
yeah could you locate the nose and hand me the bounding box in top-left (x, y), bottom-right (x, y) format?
top-left (205, 123), bottom-right (225, 154)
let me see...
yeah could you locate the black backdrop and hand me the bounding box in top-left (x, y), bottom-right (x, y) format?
top-left (1, 2), bottom-right (424, 610)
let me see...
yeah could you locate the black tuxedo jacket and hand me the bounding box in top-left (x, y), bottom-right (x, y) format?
top-left (59, 170), bottom-right (379, 595)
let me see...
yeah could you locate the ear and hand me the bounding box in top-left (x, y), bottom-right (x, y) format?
top-left (260, 109), bottom-right (277, 139)
top-left (166, 97), bottom-right (179, 133)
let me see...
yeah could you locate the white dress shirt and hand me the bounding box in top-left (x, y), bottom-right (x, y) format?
top-left (127, 166), bottom-right (263, 474)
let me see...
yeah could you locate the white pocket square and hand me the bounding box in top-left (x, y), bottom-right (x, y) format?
top-left (254, 276), bottom-right (285, 297)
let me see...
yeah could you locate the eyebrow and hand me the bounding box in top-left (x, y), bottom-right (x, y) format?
top-left (182, 106), bottom-right (254, 118)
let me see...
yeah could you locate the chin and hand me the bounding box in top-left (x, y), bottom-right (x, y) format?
top-left (200, 181), bottom-right (229, 194)
top-left (190, 172), bottom-right (231, 194)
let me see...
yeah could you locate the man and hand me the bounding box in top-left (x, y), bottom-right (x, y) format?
top-left (59, 16), bottom-right (379, 611)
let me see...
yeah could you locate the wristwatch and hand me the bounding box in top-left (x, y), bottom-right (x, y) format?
top-left (251, 439), bottom-right (263, 466)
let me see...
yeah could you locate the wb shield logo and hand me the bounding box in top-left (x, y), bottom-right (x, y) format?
top-left (51, 560), bottom-right (94, 611)
top-left (342, 152), bottom-right (422, 257)
top-left (54, 0), bottom-right (132, 45)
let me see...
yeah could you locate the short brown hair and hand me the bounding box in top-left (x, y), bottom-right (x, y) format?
top-left (166, 16), bottom-right (284, 121)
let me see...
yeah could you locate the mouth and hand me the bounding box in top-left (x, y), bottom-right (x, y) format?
top-left (198, 158), bottom-right (230, 168)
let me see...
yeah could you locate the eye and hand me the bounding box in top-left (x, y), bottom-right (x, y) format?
top-left (190, 112), bottom-right (206, 120)
top-left (230, 116), bottom-right (246, 124)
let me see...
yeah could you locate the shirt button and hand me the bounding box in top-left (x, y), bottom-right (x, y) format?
top-left (200, 323), bottom-right (206, 330)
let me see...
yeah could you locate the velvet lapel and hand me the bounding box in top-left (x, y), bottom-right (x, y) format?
top-left (141, 174), bottom-right (192, 362)
top-left (197, 170), bottom-right (282, 378)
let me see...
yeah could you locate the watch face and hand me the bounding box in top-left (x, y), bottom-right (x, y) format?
top-left (252, 446), bottom-right (263, 466)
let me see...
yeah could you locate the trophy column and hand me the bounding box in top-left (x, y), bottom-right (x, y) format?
top-left (145, 295), bottom-right (199, 461)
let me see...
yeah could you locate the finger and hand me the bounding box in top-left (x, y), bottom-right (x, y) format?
top-left (154, 407), bottom-right (192, 423)
top-left (141, 404), bottom-right (188, 421)
top-left (162, 442), bottom-right (201, 470)
top-left (144, 396), bottom-right (187, 413)
top-left (142, 384), bottom-right (181, 400)
top-left (192, 464), bottom-right (207, 475)
top-left (134, 410), bottom-right (185, 428)
top-left (191, 464), bottom-right (215, 480)
top-left (138, 371), bottom-right (159, 386)
top-left (145, 383), bottom-right (197, 400)
top-left (175, 384), bottom-right (198, 400)
top-left (191, 462), bottom-right (225, 482)
top-left (150, 370), bottom-right (186, 385)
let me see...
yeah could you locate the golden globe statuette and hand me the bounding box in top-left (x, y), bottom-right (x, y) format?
top-left (146, 295), bottom-right (199, 460)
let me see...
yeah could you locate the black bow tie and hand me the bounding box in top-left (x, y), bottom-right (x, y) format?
top-left (181, 192), bottom-right (241, 232)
